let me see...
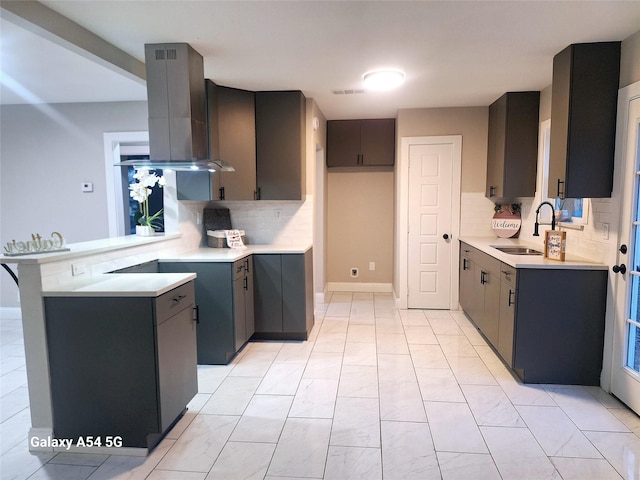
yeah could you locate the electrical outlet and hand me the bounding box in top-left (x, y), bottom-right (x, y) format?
top-left (71, 263), bottom-right (86, 276)
top-left (350, 267), bottom-right (359, 278)
top-left (275, 209), bottom-right (282, 221)
top-left (369, 261), bottom-right (375, 271)
top-left (602, 223), bottom-right (610, 240)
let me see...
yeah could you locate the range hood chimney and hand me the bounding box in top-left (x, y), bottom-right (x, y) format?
top-left (117, 43), bottom-right (233, 172)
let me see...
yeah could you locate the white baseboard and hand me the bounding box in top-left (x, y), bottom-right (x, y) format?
top-left (327, 282), bottom-right (392, 293)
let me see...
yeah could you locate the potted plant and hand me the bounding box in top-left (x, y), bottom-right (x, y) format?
top-left (129, 169), bottom-right (165, 236)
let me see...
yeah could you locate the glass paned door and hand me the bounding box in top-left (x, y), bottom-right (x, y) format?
top-left (611, 92), bottom-right (640, 414)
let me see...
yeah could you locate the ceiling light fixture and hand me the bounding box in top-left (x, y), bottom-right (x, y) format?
top-left (362, 69), bottom-right (405, 91)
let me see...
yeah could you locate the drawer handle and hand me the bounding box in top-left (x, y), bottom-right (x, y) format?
top-left (508, 289), bottom-right (515, 307)
top-left (557, 179), bottom-right (565, 199)
top-left (502, 270), bottom-right (511, 278)
top-left (172, 294), bottom-right (187, 304)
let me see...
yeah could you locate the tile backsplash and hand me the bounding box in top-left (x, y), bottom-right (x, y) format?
top-left (460, 192), bottom-right (614, 263)
top-left (181, 197), bottom-right (314, 247)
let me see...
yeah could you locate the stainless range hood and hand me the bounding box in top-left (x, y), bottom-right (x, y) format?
top-left (117, 43), bottom-right (234, 172)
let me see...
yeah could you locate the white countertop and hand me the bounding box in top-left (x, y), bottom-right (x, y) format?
top-left (42, 273), bottom-right (197, 297)
top-left (159, 244), bottom-right (312, 262)
top-left (38, 242), bottom-right (312, 296)
top-left (459, 236), bottom-right (608, 270)
top-left (1, 233), bottom-right (182, 264)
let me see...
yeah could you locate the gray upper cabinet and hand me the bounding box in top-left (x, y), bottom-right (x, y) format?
top-left (485, 91), bottom-right (540, 199)
top-left (548, 42), bottom-right (621, 199)
top-left (255, 91), bottom-right (307, 200)
top-left (327, 119), bottom-right (396, 167)
top-left (216, 85), bottom-right (256, 200)
top-left (177, 81), bottom-right (257, 201)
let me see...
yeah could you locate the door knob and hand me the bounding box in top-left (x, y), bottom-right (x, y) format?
top-left (620, 245), bottom-right (628, 254)
top-left (443, 234), bottom-right (450, 240)
top-left (613, 264), bottom-right (627, 274)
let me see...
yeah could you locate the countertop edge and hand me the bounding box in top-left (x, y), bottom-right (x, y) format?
top-left (459, 236), bottom-right (608, 270)
top-left (1, 233), bottom-right (182, 265)
top-left (159, 244), bottom-right (313, 262)
top-left (42, 273), bottom-right (197, 297)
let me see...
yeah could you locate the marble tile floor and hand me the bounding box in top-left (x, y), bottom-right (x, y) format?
top-left (2, 292), bottom-right (640, 479)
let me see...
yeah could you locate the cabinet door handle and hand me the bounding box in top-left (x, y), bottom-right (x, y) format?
top-left (508, 289), bottom-right (515, 307)
top-left (172, 294), bottom-right (187, 304)
top-left (557, 179), bottom-right (565, 199)
top-left (489, 185), bottom-right (496, 197)
top-left (244, 258), bottom-right (250, 272)
top-left (219, 186), bottom-right (225, 200)
top-left (244, 277), bottom-right (248, 290)
top-left (193, 305), bottom-right (199, 323)
top-left (480, 271), bottom-right (487, 285)
top-left (254, 187), bottom-right (261, 200)
top-left (463, 258), bottom-right (469, 270)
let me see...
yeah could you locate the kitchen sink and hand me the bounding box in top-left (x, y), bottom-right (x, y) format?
top-left (492, 246), bottom-right (543, 256)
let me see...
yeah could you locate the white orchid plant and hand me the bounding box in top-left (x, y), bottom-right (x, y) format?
top-left (129, 169), bottom-right (166, 230)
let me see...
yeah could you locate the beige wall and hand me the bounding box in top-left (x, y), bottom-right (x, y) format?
top-left (621, 30), bottom-right (640, 88)
top-left (397, 107), bottom-right (488, 193)
top-left (327, 170), bottom-right (394, 285)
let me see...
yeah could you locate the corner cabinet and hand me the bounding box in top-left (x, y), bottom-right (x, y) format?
top-left (159, 260), bottom-right (254, 365)
top-left (548, 42), bottom-right (621, 199)
top-left (485, 91), bottom-right (540, 199)
top-left (459, 242), bottom-right (607, 385)
top-left (327, 118), bottom-right (395, 167)
top-left (44, 282), bottom-right (198, 449)
top-left (255, 91), bottom-right (307, 200)
top-left (253, 249), bottom-right (314, 340)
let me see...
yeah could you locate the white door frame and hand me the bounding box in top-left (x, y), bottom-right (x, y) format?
top-left (398, 135), bottom-right (462, 310)
top-left (603, 80), bottom-right (640, 397)
top-left (103, 131), bottom-right (149, 237)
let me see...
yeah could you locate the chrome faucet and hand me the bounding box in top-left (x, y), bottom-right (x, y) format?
top-left (533, 201), bottom-right (556, 236)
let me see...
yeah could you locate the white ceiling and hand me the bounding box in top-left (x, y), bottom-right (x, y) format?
top-left (1, 1), bottom-right (639, 119)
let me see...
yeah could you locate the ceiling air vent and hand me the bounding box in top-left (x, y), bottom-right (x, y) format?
top-left (332, 89), bottom-right (366, 95)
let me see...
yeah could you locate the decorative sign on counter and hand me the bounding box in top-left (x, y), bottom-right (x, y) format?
top-left (492, 203), bottom-right (522, 238)
top-left (225, 229), bottom-right (246, 249)
top-left (3, 232), bottom-right (70, 256)
top-left (544, 230), bottom-right (566, 261)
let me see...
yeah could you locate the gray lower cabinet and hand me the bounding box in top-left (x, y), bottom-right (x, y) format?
top-left (159, 259), bottom-right (254, 365)
top-left (459, 245), bottom-right (500, 346)
top-left (253, 249), bottom-right (314, 340)
top-left (497, 265), bottom-right (516, 366)
top-left (459, 242), bottom-right (608, 384)
top-left (44, 281), bottom-right (197, 449)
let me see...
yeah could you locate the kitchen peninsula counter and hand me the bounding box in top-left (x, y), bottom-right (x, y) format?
top-left (42, 272), bottom-right (196, 297)
top-left (1, 233), bottom-right (182, 265)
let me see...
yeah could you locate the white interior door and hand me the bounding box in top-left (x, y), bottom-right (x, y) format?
top-left (407, 143), bottom-right (454, 309)
top-left (611, 92), bottom-right (640, 414)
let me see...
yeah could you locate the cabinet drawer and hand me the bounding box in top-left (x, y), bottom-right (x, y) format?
top-left (460, 243), bottom-right (478, 262)
top-left (500, 265), bottom-right (516, 287)
top-left (155, 282), bottom-right (195, 325)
